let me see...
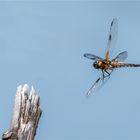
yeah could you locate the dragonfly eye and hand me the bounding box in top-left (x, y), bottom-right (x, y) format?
top-left (93, 61), bottom-right (99, 69)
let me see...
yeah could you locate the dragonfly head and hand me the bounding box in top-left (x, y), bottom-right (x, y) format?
top-left (93, 61), bottom-right (100, 69)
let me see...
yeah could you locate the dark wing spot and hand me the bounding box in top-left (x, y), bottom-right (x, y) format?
top-left (111, 21), bottom-right (113, 26)
top-left (109, 34), bottom-right (112, 40)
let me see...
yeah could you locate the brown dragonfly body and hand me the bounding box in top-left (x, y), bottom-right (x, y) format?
top-left (84, 18), bottom-right (140, 96)
top-left (93, 59), bottom-right (140, 70)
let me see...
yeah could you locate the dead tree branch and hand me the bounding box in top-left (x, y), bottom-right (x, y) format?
top-left (2, 84), bottom-right (42, 140)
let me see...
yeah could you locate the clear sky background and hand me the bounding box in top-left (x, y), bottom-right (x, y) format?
top-left (1, 1), bottom-right (140, 140)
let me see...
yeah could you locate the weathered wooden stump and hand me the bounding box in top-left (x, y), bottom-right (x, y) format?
top-left (2, 84), bottom-right (42, 140)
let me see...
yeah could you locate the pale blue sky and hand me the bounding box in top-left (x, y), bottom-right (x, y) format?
top-left (1, 1), bottom-right (140, 140)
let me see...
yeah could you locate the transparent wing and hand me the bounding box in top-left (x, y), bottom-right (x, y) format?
top-left (84, 53), bottom-right (103, 60)
top-left (86, 75), bottom-right (110, 97)
top-left (105, 18), bottom-right (118, 60)
top-left (114, 51), bottom-right (128, 62)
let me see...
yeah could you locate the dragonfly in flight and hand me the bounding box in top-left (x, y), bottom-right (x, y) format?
top-left (84, 18), bottom-right (140, 96)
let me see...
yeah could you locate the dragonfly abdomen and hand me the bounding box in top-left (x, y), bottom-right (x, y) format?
top-left (112, 62), bottom-right (140, 68)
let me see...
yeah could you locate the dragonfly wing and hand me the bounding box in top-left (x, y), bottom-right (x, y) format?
top-left (105, 18), bottom-right (118, 59)
top-left (84, 53), bottom-right (103, 60)
top-left (114, 51), bottom-right (128, 62)
top-left (86, 75), bottom-right (110, 97)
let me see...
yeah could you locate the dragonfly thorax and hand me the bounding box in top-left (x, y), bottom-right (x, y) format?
top-left (93, 60), bottom-right (111, 70)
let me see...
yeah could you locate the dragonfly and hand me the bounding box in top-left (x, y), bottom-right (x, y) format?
top-left (84, 18), bottom-right (140, 96)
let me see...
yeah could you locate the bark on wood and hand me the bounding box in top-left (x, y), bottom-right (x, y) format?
top-left (2, 84), bottom-right (42, 140)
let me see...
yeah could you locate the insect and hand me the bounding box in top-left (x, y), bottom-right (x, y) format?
top-left (84, 18), bottom-right (140, 96)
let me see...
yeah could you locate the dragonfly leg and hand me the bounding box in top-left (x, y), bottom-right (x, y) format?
top-left (104, 70), bottom-right (110, 76)
top-left (104, 69), bottom-right (113, 77)
top-left (101, 70), bottom-right (105, 79)
top-left (101, 70), bottom-right (110, 83)
top-left (109, 69), bottom-right (113, 74)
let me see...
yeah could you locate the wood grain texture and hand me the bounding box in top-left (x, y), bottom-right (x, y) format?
top-left (2, 84), bottom-right (42, 140)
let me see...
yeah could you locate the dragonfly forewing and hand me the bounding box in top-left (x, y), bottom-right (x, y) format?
top-left (105, 18), bottom-right (118, 60)
top-left (86, 75), bottom-right (110, 97)
top-left (84, 53), bottom-right (104, 61)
